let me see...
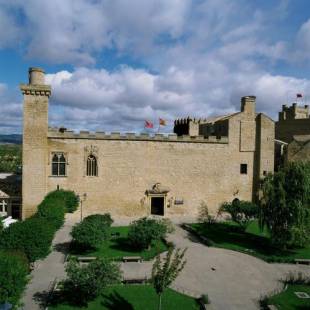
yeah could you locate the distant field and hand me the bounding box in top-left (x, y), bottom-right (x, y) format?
top-left (0, 144), bottom-right (22, 173)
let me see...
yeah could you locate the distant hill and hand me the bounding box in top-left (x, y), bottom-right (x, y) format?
top-left (0, 134), bottom-right (22, 144)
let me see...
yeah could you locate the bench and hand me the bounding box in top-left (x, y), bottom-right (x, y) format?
top-left (122, 256), bottom-right (142, 263)
top-left (77, 256), bottom-right (97, 262)
top-left (294, 259), bottom-right (310, 265)
top-left (123, 277), bottom-right (147, 284)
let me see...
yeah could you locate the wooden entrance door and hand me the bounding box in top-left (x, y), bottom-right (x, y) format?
top-left (151, 196), bottom-right (164, 216)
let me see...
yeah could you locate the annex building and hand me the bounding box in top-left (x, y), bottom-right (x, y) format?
top-left (20, 67), bottom-right (274, 219)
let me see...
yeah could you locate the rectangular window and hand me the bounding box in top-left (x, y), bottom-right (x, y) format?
top-left (51, 153), bottom-right (67, 176)
top-left (240, 164), bottom-right (247, 174)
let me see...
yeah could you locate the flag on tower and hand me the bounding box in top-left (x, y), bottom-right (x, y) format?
top-left (159, 118), bottom-right (167, 126)
top-left (144, 120), bottom-right (154, 128)
top-left (297, 93), bottom-right (303, 98)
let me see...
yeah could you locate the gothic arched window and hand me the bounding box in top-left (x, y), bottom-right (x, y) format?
top-left (86, 155), bottom-right (98, 176)
top-left (52, 153), bottom-right (66, 176)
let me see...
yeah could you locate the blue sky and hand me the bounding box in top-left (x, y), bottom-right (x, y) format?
top-left (0, 0), bottom-right (310, 134)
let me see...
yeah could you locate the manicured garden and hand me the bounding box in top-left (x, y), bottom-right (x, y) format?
top-left (69, 217), bottom-right (171, 261)
top-left (189, 220), bottom-right (310, 263)
top-left (266, 284), bottom-right (310, 310)
top-left (49, 284), bottom-right (199, 310)
top-left (70, 226), bottom-right (168, 261)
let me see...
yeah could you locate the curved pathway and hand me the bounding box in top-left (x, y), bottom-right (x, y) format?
top-left (168, 225), bottom-right (310, 310)
top-left (121, 225), bottom-right (310, 310)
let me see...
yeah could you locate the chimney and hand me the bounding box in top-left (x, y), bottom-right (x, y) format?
top-left (241, 96), bottom-right (256, 115)
top-left (28, 67), bottom-right (45, 85)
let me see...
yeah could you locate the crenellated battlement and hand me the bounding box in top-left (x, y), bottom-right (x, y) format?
top-left (47, 127), bottom-right (228, 143)
top-left (174, 117), bottom-right (208, 126)
top-left (279, 103), bottom-right (309, 121)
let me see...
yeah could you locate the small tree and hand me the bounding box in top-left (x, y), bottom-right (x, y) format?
top-left (64, 258), bottom-right (121, 305)
top-left (260, 162), bottom-right (310, 249)
top-left (152, 248), bottom-right (187, 310)
top-left (128, 217), bottom-right (167, 250)
top-left (218, 200), bottom-right (259, 230)
top-left (198, 201), bottom-right (215, 224)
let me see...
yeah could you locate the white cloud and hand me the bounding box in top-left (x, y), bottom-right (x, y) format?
top-left (1, 0), bottom-right (310, 134)
top-left (43, 65), bottom-right (310, 134)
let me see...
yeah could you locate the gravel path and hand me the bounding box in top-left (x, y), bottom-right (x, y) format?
top-left (122, 225), bottom-right (310, 310)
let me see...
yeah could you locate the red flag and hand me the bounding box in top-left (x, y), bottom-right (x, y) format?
top-left (297, 93), bottom-right (303, 98)
top-left (159, 118), bottom-right (166, 126)
top-left (144, 120), bottom-right (154, 128)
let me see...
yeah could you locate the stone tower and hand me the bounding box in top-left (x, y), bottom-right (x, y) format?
top-left (20, 68), bottom-right (51, 219)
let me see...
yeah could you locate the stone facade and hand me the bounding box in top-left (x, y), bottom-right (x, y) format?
top-left (276, 103), bottom-right (310, 143)
top-left (20, 68), bottom-right (275, 219)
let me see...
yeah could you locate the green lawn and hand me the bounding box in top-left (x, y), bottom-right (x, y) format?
top-left (189, 221), bottom-right (310, 263)
top-left (49, 284), bottom-right (200, 310)
top-left (267, 284), bottom-right (310, 310)
top-left (70, 226), bottom-right (169, 261)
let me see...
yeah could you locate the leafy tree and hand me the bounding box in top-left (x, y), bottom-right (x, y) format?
top-left (71, 214), bottom-right (112, 249)
top-left (128, 217), bottom-right (167, 250)
top-left (260, 162), bottom-right (310, 249)
top-left (152, 248), bottom-right (187, 310)
top-left (0, 251), bottom-right (28, 306)
top-left (64, 258), bottom-right (121, 305)
top-left (218, 200), bottom-right (259, 230)
top-left (0, 218), bottom-right (3, 233)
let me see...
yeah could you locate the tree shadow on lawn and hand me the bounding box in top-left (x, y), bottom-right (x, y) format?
top-left (109, 237), bottom-right (140, 253)
top-left (101, 291), bottom-right (134, 310)
top-left (68, 241), bottom-right (95, 255)
top-left (194, 223), bottom-right (297, 259)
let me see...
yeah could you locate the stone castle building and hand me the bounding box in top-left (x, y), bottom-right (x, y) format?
top-left (276, 103), bottom-right (310, 164)
top-left (20, 67), bottom-right (274, 219)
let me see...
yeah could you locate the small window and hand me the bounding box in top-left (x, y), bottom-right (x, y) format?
top-left (86, 155), bottom-right (98, 176)
top-left (263, 170), bottom-right (267, 176)
top-left (52, 153), bottom-right (66, 176)
top-left (240, 164), bottom-right (247, 174)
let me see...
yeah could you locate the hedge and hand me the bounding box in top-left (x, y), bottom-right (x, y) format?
top-left (44, 189), bottom-right (79, 213)
top-left (0, 251), bottom-right (28, 306)
top-left (0, 189), bottom-right (78, 262)
top-left (36, 198), bottom-right (66, 229)
top-left (0, 217), bottom-right (55, 262)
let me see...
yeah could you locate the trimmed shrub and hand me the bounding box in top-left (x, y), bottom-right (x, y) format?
top-left (0, 217), bottom-right (55, 262)
top-left (128, 217), bottom-right (167, 250)
top-left (84, 213), bottom-right (114, 227)
top-left (64, 258), bottom-right (121, 305)
top-left (0, 251), bottom-right (28, 306)
top-left (44, 189), bottom-right (79, 213)
top-left (36, 199), bottom-right (65, 230)
top-left (71, 214), bottom-right (113, 249)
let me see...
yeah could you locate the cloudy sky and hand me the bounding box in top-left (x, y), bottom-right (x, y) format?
top-left (1, 0), bottom-right (310, 134)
